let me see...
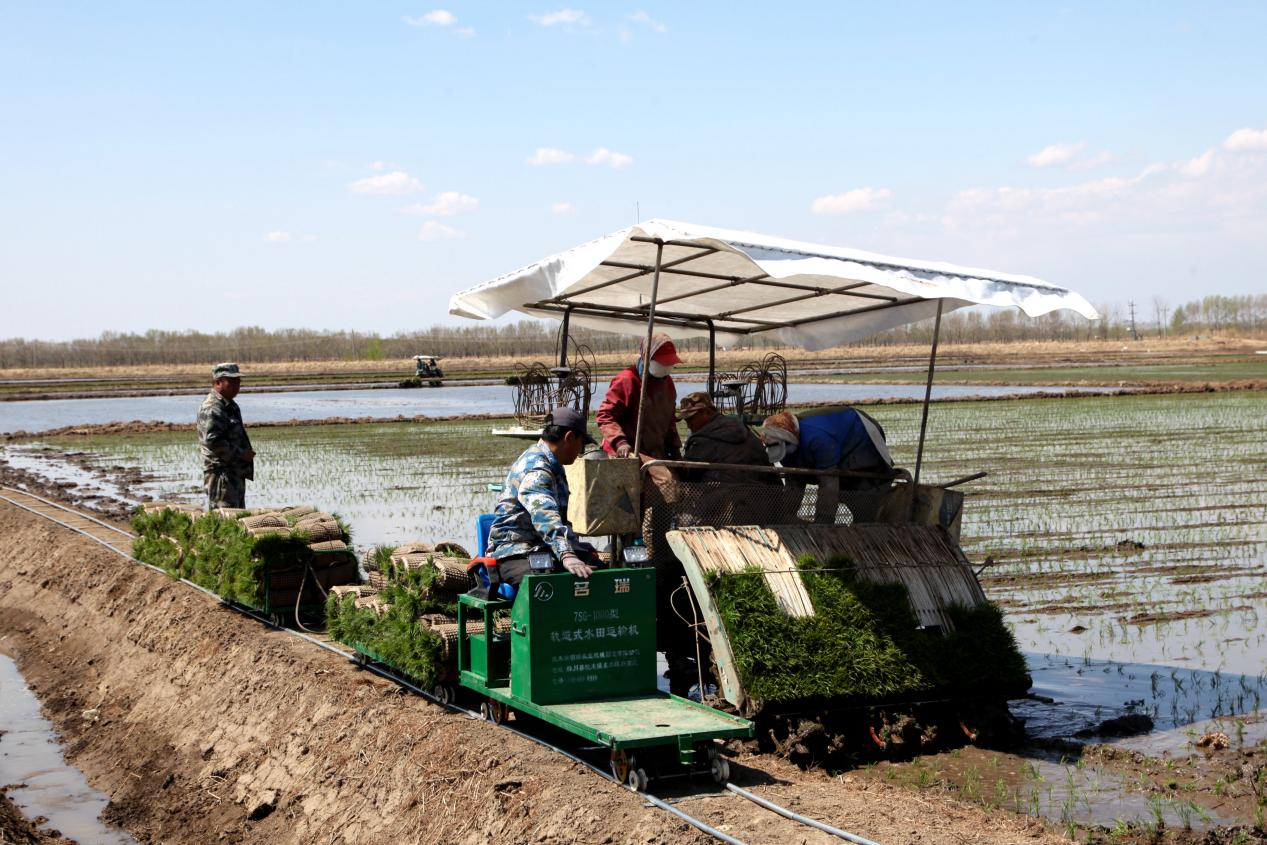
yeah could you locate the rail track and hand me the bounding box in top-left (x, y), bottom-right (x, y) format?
top-left (0, 485), bottom-right (884, 845)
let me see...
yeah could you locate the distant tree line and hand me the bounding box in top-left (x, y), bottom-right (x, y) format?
top-left (2, 295), bottom-right (1263, 369)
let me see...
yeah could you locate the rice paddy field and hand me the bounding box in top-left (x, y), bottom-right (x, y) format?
top-left (5, 390), bottom-right (1265, 679)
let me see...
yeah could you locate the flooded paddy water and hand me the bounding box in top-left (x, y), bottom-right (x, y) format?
top-left (0, 380), bottom-right (1116, 434)
top-left (0, 654), bottom-right (137, 844)
top-left (2, 387), bottom-right (1265, 836)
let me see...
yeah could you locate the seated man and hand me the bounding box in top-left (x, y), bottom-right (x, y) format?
top-left (484, 407), bottom-right (603, 590)
top-left (677, 392), bottom-right (779, 485)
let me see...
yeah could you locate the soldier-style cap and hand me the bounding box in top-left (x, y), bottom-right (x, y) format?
top-left (212, 362), bottom-right (244, 380)
top-left (545, 407), bottom-right (596, 444)
top-left (675, 391), bottom-right (715, 420)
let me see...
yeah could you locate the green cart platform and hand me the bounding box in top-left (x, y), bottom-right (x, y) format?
top-left (458, 568), bottom-right (752, 790)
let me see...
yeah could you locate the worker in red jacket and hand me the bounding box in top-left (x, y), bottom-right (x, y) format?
top-left (596, 332), bottom-right (683, 467)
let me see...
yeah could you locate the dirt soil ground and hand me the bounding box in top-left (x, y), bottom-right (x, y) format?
top-left (0, 500), bottom-right (1083, 845)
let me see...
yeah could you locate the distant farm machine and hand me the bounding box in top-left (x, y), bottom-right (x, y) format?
top-left (400, 354), bottom-right (444, 388)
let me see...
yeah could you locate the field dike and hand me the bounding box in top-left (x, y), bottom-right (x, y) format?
top-left (0, 503), bottom-right (711, 845)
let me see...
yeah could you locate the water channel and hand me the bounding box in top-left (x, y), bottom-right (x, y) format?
top-left (0, 654), bottom-right (137, 844)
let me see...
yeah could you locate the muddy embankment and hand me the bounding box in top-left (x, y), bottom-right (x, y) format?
top-left (0, 503), bottom-right (710, 845)
top-left (0, 502), bottom-right (1076, 845)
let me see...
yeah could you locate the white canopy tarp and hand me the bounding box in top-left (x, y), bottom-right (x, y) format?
top-left (449, 219), bottom-right (1097, 352)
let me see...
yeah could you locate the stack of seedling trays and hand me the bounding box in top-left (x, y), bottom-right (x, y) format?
top-left (327, 540), bottom-right (501, 694)
top-left (132, 502), bottom-right (359, 620)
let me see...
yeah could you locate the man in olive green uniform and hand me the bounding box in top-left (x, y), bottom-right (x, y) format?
top-left (198, 363), bottom-right (255, 509)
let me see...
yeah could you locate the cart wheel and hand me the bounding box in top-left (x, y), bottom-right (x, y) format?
top-left (483, 700), bottom-right (508, 725)
top-left (432, 684), bottom-right (452, 705)
top-left (354, 651), bottom-right (368, 668)
top-left (269, 613), bottom-right (284, 628)
top-left (626, 764), bottom-right (648, 792)
top-left (609, 749), bottom-right (631, 785)
top-left (709, 756), bottom-right (730, 785)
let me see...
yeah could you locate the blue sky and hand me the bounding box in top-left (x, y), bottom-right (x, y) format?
top-left (2, 2), bottom-right (1265, 340)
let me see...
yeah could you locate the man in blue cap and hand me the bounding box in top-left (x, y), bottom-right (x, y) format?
top-left (197, 362), bottom-right (255, 509)
top-left (485, 407), bottom-right (603, 587)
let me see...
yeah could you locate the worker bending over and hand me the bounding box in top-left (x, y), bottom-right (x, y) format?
top-left (761, 407), bottom-right (895, 522)
top-left (485, 407), bottom-right (603, 587)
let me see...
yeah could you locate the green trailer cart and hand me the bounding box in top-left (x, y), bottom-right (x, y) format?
top-left (457, 567), bottom-right (753, 790)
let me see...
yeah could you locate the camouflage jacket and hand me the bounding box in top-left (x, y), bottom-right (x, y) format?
top-left (197, 391), bottom-right (254, 479)
top-left (486, 441), bottom-right (587, 561)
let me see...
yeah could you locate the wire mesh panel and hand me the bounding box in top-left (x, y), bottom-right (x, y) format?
top-left (641, 476), bottom-right (892, 571)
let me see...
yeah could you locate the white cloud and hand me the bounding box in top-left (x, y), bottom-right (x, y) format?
top-left (627, 10), bottom-right (667, 32)
top-left (405, 9), bottom-right (456, 26)
top-left (1224, 127), bottom-right (1267, 151)
top-left (586, 147), bottom-right (633, 168)
top-left (1068, 150), bottom-right (1115, 171)
top-left (1180, 149), bottom-right (1214, 177)
top-left (551, 201), bottom-right (573, 214)
top-left (455, 26), bottom-right (475, 37)
top-left (528, 147), bottom-right (575, 165)
top-left (264, 231), bottom-right (317, 243)
top-left (810, 187), bottom-right (893, 214)
top-left (348, 170), bottom-right (424, 195)
top-left (530, 8), bottom-right (590, 26)
top-left (418, 221), bottom-right (466, 241)
top-left (1026, 142), bottom-right (1087, 168)
top-left (405, 191), bottom-right (480, 216)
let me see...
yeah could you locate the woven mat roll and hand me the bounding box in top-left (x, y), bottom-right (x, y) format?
top-left (419, 613), bottom-right (452, 627)
top-left (431, 622), bottom-right (461, 658)
top-left (281, 505), bottom-right (317, 519)
top-left (366, 570), bottom-right (387, 590)
top-left (354, 596), bottom-right (391, 616)
top-left (392, 552), bottom-right (432, 571)
top-left (331, 584), bottom-right (377, 599)
top-left (296, 520), bottom-right (342, 543)
top-left (309, 539), bottom-right (350, 552)
top-left (241, 513), bottom-right (287, 530)
top-left (433, 541), bottom-right (470, 558)
top-left (393, 541), bottom-right (434, 555)
top-left (295, 512), bottom-right (334, 526)
top-left (142, 502), bottom-right (201, 514)
top-left (247, 526), bottom-right (291, 539)
top-left (214, 507), bottom-right (249, 518)
top-left (432, 558), bottom-right (475, 591)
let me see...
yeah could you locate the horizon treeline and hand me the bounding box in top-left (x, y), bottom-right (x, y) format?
top-left (2, 294), bottom-right (1263, 369)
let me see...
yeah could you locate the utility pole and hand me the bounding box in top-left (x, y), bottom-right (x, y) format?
top-left (1128, 301), bottom-right (1139, 341)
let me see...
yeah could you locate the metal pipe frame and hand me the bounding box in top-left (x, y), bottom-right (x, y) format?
top-left (910, 298), bottom-right (944, 500)
top-left (641, 459), bottom-right (910, 484)
top-left (558, 305), bottom-right (573, 369)
top-left (631, 241), bottom-right (665, 456)
top-left (540, 246), bottom-right (720, 302)
top-left (706, 319), bottom-right (716, 398)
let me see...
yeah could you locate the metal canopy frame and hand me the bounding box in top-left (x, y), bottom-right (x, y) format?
top-left (537, 236), bottom-right (952, 510)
